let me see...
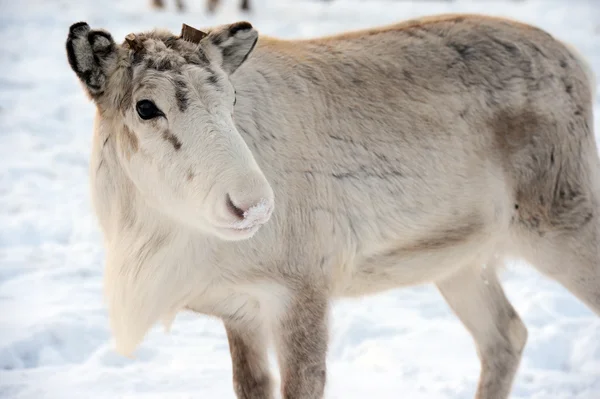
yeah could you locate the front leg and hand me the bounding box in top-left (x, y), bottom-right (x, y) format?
top-left (225, 322), bottom-right (274, 399)
top-left (274, 288), bottom-right (329, 399)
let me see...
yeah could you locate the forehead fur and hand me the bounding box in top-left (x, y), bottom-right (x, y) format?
top-left (123, 29), bottom-right (211, 72)
top-left (108, 29), bottom-right (219, 113)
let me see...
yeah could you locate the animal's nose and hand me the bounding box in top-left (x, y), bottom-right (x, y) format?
top-left (226, 193), bottom-right (246, 220)
top-left (225, 193), bottom-right (273, 223)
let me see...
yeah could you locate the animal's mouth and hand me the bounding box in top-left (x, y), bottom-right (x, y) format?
top-left (217, 223), bottom-right (262, 238)
top-left (230, 223), bottom-right (260, 231)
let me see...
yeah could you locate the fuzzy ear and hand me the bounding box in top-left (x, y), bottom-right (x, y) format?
top-left (66, 22), bottom-right (118, 100)
top-left (206, 21), bottom-right (258, 75)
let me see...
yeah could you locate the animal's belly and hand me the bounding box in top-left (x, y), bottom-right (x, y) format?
top-left (332, 225), bottom-right (503, 298)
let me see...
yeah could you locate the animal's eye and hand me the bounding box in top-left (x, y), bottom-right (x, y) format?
top-left (136, 100), bottom-right (163, 120)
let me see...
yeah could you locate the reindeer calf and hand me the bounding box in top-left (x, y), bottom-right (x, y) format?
top-left (65, 14), bottom-right (597, 399)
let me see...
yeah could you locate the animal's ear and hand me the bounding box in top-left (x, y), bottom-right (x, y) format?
top-left (65, 22), bottom-right (118, 100)
top-left (206, 21), bottom-right (258, 75)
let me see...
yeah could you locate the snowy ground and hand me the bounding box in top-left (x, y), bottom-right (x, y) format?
top-left (1, 0), bottom-right (599, 398)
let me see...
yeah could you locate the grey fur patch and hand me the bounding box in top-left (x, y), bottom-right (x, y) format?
top-left (182, 48), bottom-right (210, 66)
top-left (146, 57), bottom-right (178, 72)
top-left (172, 77), bottom-right (189, 112)
top-left (207, 74), bottom-right (220, 86)
top-left (405, 217), bottom-right (485, 252)
top-left (127, 31), bottom-right (210, 72)
top-left (162, 130), bottom-right (182, 150)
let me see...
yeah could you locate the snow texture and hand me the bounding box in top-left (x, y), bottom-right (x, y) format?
top-left (1, 0), bottom-right (599, 398)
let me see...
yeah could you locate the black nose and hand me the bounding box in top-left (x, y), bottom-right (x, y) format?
top-left (226, 193), bottom-right (246, 220)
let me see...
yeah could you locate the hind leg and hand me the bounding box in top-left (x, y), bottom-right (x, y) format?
top-left (520, 218), bottom-right (600, 316)
top-left (436, 261), bottom-right (528, 399)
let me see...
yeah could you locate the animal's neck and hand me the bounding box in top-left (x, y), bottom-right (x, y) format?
top-left (90, 114), bottom-right (217, 357)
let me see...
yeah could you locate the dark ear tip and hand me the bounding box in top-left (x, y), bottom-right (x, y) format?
top-left (229, 21), bottom-right (253, 35)
top-left (69, 21), bottom-right (90, 37)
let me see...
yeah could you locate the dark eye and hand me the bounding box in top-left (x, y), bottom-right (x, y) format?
top-left (136, 100), bottom-right (163, 120)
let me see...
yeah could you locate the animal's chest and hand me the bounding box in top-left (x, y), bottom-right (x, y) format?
top-left (184, 284), bottom-right (257, 322)
top-left (184, 278), bottom-right (290, 325)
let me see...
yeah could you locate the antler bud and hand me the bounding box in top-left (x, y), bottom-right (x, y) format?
top-left (181, 23), bottom-right (207, 44)
top-left (124, 33), bottom-right (144, 52)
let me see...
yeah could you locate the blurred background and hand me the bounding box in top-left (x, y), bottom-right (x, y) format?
top-left (0, 0), bottom-right (599, 398)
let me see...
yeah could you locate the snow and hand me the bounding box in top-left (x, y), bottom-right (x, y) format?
top-left (1, 0), bottom-right (599, 398)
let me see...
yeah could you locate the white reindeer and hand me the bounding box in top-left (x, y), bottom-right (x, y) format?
top-left (65, 15), bottom-right (598, 399)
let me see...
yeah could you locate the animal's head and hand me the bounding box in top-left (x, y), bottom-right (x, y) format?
top-left (66, 21), bottom-right (274, 241)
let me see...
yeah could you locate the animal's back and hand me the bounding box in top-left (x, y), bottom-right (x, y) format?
top-left (249, 14), bottom-right (596, 237)
top-left (266, 13), bottom-right (594, 131)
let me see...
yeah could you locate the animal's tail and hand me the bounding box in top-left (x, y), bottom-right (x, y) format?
top-left (561, 41), bottom-right (597, 101)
